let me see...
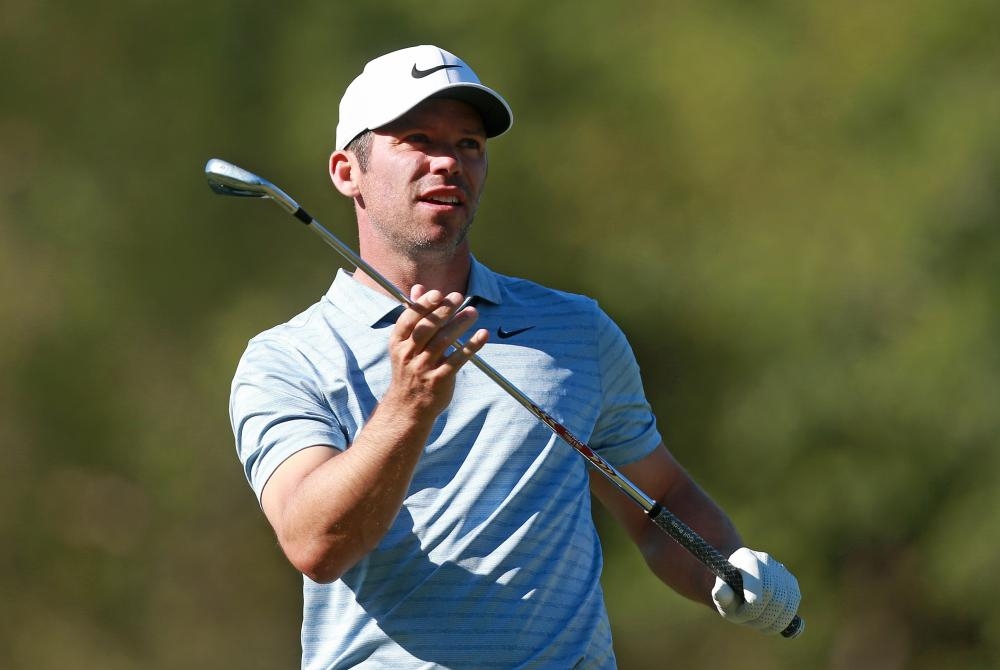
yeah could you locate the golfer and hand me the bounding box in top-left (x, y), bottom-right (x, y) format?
top-left (230, 44), bottom-right (801, 669)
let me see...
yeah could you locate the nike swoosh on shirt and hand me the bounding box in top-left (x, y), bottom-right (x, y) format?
top-left (411, 63), bottom-right (462, 78)
top-left (496, 326), bottom-right (535, 339)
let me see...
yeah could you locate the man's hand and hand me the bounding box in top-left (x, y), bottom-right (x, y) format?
top-left (258, 285), bottom-right (489, 583)
top-left (383, 284), bottom-right (489, 418)
top-left (711, 547), bottom-right (801, 635)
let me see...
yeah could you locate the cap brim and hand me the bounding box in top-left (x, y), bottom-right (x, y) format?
top-left (428, 84), bottom-right (513, 138)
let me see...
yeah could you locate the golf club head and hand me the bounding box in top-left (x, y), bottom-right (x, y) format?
top-left (205, 158), bottom-right (300, 214)
top-left (205, 158), bottom-right (269, 197)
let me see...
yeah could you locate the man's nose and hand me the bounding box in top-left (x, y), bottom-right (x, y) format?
top-left (428, 147), bottom-right (461, 175)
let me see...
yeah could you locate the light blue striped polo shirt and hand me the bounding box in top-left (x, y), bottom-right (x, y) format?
top-left (230, 257), bottom-right (662, 669)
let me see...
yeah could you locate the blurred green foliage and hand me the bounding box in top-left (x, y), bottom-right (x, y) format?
top-left (2, 1), bottom-right (998, 668)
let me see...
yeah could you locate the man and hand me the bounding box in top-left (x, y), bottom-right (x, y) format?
top-left (230, 45), bottom-right (801, 669)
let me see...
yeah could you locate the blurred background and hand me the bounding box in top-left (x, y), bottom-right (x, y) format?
top-left (2, 0), bottom-right (998, 667)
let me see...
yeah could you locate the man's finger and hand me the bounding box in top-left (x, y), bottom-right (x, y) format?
top-left (393, 289), bottom-right (446, 342)
top-left (441, 328), bottom-right (490, 371)
top-left (711, 580), bottom-right (737, 611)
top-left (422, 305), bottom-right (481, 360)
top-left (408, 292), bottom-right (465, 350)
top-left (409, 283), bottom-right (427, 303)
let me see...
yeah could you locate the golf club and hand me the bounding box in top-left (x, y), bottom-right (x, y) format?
top-left (205, 158), bottom-right (804, 639)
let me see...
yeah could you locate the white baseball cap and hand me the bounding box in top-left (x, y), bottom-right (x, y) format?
top-left (335, 45), bottom-right (513, 150)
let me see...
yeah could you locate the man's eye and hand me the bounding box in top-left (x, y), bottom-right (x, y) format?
top-left (459, 138), bottom-right (482, 151)
top-left (405, 133), bottom-right (430, 144)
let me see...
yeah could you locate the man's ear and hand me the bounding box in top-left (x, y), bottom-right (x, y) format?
top-left (330, 150), bottom-right (361, 197)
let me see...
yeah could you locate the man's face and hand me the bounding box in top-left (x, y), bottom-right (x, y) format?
top-left (354, 98), bottom-right (488, 262)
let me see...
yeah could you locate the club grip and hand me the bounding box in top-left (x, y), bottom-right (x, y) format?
top-left (647, 504), bottom-right (804, 639)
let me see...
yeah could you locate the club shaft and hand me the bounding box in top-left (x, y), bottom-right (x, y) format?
top-left (207, 160), bottom-right (803, 638)
top-left (304, 212), bottom-right (803, 638)
top-left (300, 216), bottom-right (634, 489)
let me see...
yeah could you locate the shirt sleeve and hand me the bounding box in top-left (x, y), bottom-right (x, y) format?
top-left (229, 334), bottom-right (346, 503)
top-left (589, 305), bottom-right (662, 466)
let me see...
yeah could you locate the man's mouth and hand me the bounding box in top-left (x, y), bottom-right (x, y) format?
top-left (421, 195), bottom-right (462, 206)
top-left (418, 186), bottom-right (466, 208)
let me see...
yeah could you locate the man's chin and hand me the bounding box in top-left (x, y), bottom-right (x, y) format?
top-left (405, 234), bottom-right (471, 262)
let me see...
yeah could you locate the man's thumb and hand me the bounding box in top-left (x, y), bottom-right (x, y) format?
top-left (712, 579), bottom-right (737, 612)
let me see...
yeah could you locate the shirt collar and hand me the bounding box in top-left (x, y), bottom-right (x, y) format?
top-left (324, 256), bottom-right (503, 328)
top-left (467, 255), bottom-right (503, 306)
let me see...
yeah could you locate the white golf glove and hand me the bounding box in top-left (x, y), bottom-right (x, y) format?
top-left (711, 547), bottom-right (801, 635)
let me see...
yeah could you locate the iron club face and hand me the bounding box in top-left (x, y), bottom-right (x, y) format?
top-left (204, 158), bottom-right (269, 197)
top-left (204, 159), bottom-right (301, 215)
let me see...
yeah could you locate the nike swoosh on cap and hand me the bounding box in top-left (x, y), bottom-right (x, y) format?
top-left (496, 326), bottom-right (535, 339)
top-left (411, 63), bottom-right (462, 79)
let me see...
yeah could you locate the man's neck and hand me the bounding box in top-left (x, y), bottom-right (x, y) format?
top-left (352, 250), bottom-right (473, 300)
